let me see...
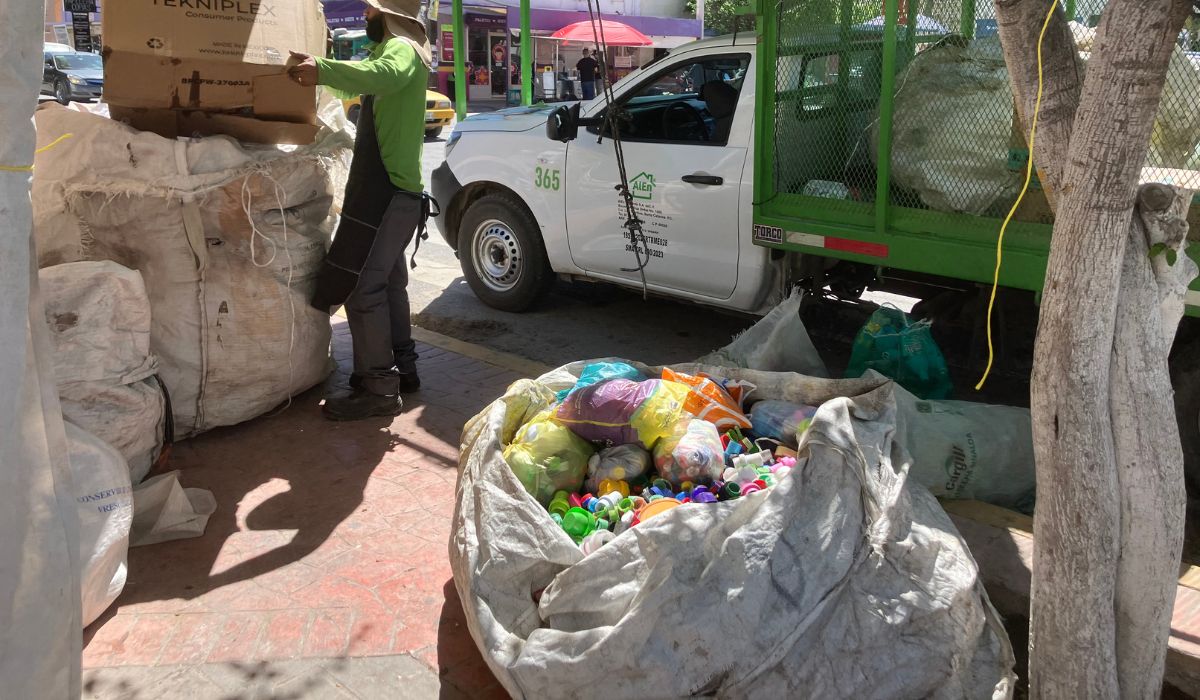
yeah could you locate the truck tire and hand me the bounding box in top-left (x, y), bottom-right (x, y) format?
top-left (1172, 342), bottom-right (1200, 493)
top-left (425, 126), bottom-right (443, 139)
top-left (458, 193), bottom-right (554, 312)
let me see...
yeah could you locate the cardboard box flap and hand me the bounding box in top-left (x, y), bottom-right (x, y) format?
top-left (104, 51), bottom-right (315, 121)
top-left (104, 0), bottom-right (326, 64)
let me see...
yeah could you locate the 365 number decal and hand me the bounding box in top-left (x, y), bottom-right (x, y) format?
top-left (535, 166), bottom-right (561, 191)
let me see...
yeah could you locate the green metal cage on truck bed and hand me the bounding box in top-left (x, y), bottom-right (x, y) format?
top-left (752, 0), bottom-right (1200, 313)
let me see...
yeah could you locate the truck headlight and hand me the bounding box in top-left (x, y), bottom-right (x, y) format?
top-left (437, 100), bottom-right (452, 109)
top-left (68, 75), bottom-right (86, 85)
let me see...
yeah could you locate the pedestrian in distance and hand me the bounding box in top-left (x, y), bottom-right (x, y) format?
top-left (288, 0), bottom-right (437, 422)
top-left (576, 47), bottom-right (599, 100)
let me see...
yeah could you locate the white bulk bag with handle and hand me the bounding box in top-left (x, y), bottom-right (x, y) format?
top-left (452, 360), bottom-right (1015, 699)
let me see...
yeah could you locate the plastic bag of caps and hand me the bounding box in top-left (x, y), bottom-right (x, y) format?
top-left (453, 359), bottom-right (1015, 698)
top-left (652, 419), bottom-right (725, 488)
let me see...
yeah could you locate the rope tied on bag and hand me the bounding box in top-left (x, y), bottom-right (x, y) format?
top-left (0, 133), bottom-right (73, 172)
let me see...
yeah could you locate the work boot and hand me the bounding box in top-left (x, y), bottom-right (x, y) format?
top-left (322, 390), bottom-right (403, 422)
top-left (350, 372), bottom-right (421, 394)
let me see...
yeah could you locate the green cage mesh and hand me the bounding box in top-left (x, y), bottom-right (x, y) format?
top-left (764, 0), bottom-right (1200, 227)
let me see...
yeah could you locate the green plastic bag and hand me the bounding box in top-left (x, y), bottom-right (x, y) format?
top-left (845, 306), bottom-right (953, 400)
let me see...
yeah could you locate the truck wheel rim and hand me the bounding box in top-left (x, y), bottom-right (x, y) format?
top-left (473, 219), bottom-right (521, 292)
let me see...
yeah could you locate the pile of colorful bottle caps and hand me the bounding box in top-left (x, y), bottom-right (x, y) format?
top-left (547, 426), bottom-right (799, 554)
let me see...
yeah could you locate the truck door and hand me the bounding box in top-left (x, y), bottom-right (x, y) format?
top-left (564, 52), bottom-right (753, 300)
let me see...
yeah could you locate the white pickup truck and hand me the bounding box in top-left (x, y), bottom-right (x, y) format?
top-left (431, 34), bottom-right (772, 313)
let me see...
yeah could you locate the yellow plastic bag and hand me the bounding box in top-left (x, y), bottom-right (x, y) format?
top-left (504, 410), bottom-right (595, 505)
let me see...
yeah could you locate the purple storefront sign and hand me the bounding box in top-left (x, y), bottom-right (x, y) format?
top-left (506, 7), bottom-right (702, 39)
top-left (324, 0), bottom-right (367, 29)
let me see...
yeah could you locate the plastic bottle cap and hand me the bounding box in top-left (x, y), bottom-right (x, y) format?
top-left (568, 493), bottom-right (583, 509)
top-left (631, 496), bottom-right (647, 510)
top-left (681, 481), bottom-right (695, 492)
top-left (694, 492), bottom-right (718, 504)
top-left (562, 507), bottom-right (595, 540)
top-left (618, 497), bottom-right (634, 514)
top-left (741, 484), bottom-right (760, 496)
top-left (754, 479), bottom-right (768, 490)
top-left (580, 529), bottom-right (614, 555)
top-left (595, 517), bottom-right (611, 532)
top-left (720, 482), bottom-right (742, 500)
top-left (636, 499), bottom-right (680, 524)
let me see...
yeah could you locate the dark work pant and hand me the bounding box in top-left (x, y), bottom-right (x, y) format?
top-left (581, 80), bottom-right (596, 100)
top-left (345, 192), bottom-right (421, 395)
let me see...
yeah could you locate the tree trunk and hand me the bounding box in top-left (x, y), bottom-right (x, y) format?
top-left (994, 0), bottom-right (1192, 696)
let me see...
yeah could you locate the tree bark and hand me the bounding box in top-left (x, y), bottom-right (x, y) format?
top-left (994, 0), bottom-right (1192, 696)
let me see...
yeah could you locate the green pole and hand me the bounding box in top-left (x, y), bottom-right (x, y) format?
top-left (453, 0), bottom-right (467, 121)
top-left (1064, 0), bottom-right (1076, 21)
top-left (874, 0), bottom-right (900, 238)
top-left (905, 0), bottom-right (919, 58)
top-left (960, 0), bottom-right (976, 39)
top-left (520, 0), bottom-right (532, 106)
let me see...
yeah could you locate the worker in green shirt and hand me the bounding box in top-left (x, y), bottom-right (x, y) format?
top-left (289, 0), bottom-right (434, 421)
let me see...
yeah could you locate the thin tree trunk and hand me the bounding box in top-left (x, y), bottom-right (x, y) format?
top-left (1111, 184), bottom-right (1192, 699)
top-left (994, 0), bottom-right (1192, 696)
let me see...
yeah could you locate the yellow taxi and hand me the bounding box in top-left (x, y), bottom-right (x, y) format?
top-left (343, 89), bottom-right (455, 139)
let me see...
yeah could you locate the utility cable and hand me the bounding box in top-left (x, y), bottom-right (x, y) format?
top-left (976, 0), bottom-right (1055, 390)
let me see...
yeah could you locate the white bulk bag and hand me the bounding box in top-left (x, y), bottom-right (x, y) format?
top-left (452, 361), bottom-right (1015, 699)
top-left (31, 105), bottom-right (351, 436)
top-left (67, 422), bottom-right (133, 627)
top-left (41, 261), bottom-right (165, 482)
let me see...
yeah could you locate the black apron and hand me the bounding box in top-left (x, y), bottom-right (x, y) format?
top-left (311, 96), bottom-right (438, 311)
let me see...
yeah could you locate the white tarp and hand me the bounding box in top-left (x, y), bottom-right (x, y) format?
top-left (452, 361), bottom-right (1016, 699)
top-left (0, 0), bottom-right (82, 694)
top-left (31, 104), bottom-right (352, 436)
top-left (41, 261), bottom-right (166, 482)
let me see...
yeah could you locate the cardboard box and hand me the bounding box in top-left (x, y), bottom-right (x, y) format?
top-left (102, 0), bottom-right (326, 123)
top-left (110, 105), bottom-right (320, 145)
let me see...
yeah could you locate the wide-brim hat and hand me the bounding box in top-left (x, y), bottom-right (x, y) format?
top-left (364, 0), bottom-right (432, 67)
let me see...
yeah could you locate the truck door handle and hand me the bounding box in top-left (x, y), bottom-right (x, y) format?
top-left (682, 174), bottom-right (723, 186)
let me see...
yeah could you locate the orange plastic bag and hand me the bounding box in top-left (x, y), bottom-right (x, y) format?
top-left (661, 368), bottom-right (752, 431)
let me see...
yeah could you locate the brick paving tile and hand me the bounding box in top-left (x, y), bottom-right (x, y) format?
top-left (83, 324), bottom-right (511, 694)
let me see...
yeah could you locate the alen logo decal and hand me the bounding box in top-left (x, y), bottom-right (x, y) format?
top-left (630, 172), bottom-right (656, 200)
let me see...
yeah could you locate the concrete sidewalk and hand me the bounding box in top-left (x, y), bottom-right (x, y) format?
top-left (82, 320), bottom-right (550, 699)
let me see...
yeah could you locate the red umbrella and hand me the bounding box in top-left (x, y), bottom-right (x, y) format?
top-left (550, 19), bottom-right (653, 47)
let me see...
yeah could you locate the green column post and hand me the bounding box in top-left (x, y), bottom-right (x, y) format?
top-left (874, 0), bottom-right (900, 237)
top-left (1064, 0), bottom-right (1076, 21)
top-left (906, 0), bottom-right (919, 57)
top-left (520, 0), bottom-right (532, 105)
top-left (453, 0), bottom-right (467, 121)
top-left (960, 0), bottom-right (976, 39)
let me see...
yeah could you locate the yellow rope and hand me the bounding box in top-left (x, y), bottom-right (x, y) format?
top-left (976, 2), bottom-right (1056, 391)
top-left (0, 133), bottom-right (74, 172)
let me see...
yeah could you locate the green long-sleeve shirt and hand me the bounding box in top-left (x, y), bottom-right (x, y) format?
top-left (315, 39), bottom-right (427, 192)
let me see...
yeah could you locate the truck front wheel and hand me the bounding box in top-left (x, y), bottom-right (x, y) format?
top-left (458, 193), bottom-right (554, 312)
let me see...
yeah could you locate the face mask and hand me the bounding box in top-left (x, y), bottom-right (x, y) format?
top-left (367, 15), bottom-right (387, 43)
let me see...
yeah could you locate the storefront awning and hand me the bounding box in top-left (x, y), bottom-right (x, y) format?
top-left (324, 0), bottom-right (367, 29)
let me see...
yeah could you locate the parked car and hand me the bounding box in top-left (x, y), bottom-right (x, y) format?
top-left (342, 90), bottom-right (455, 138)
top-left (44, 42), bottom-right (74, 55)
top-left (42, 51), bottom-right (103, 105)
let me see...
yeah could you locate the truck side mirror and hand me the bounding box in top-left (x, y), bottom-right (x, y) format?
top-left (546, 103), bottom-right (580, 142)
